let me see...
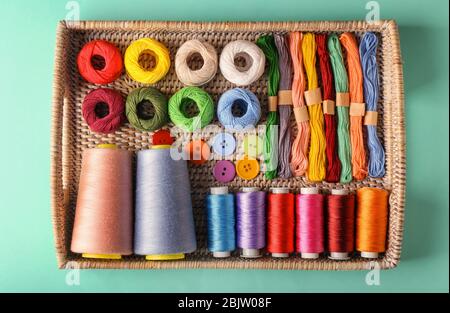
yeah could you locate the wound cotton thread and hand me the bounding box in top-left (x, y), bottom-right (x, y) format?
top-left (256, 35), bottom-right (280, 179)
top-left (274, 34), bottom-right (293, 179)
top-left (71, 145), bottom-right (133, 259)
top-left (206, 187), bottom-right (236, 258)
top-left (356, 187), bottom-right (389, 259)
top-left (289, 32), bottom-right (310, 177)
top-left (168, 87), bottom-right (214, 132)
top-left (77, 40), bottom-right (123, 85)
top-left (125, 87), bottom-right (168, 132)
top-left (134, 146), bottom-right (197, 260)
top-left (175, 39), bottom-right (218, 86)
top-left (219, 40), bottom-right (266, 86)
top-left (317, 34), bottom-right (341, 183)
top-left (302, 33), bottom-right (326, 182)
top-left (296, 188), bottom-right (325, 259)
top-left (236, 187), bottom-right (266, 258)
top-left (327, 189), bottom-right (355, 260)
top-left (267, 188), bottom-right (295, 258)
top-left (340, 33), bottom-right (368, 181)
top-left (124, 38), bottom-right (171, 84)
top-left (360, 32), bottom-right (386, 178)
top-left (328, 35), bottom-right (353, 183)
top-left (217, 88), bottom-right (261, 130)
top-left (82, 88), bottom-right (125, 134)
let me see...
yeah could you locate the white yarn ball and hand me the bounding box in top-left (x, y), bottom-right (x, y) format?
top-left (175, 39), bottom-right (218, 86)
top-left (219, 40), bottom-right (266, 86)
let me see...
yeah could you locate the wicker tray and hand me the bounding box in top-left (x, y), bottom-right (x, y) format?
top-left (51, 20), bottom-right (405, 270)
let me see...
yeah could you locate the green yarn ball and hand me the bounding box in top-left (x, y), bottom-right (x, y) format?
top-left (126, 87), bottom-right (168, 132)
top-left (168, 87), bottom-right (214, 132)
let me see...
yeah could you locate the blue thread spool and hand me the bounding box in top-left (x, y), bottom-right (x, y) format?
top-left (205, 186), bottom-right (236, 258)
top-left (217, 88), bottom-right (261, 130)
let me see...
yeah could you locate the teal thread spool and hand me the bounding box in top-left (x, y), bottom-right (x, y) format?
top-left (168, 86), bottom-right (214, 132)
top-left (126, 87), bottom-right (169, 132)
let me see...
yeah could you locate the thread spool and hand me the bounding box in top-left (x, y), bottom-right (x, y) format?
top-left (327, 189), bottom-right (355, 260)
top-left (267, 187), bottom-right (294, 258)
top-left (206, 187), bottom-right (236, 258)
top-left (296, 187), bottom-right (324, 259)
top-left (77, 40), bottom-right (123, 85)
top-left (124, 38), bottom-right (170, 84)
top-left (168, 87), bottom-right (214, 132)
top-left (219, 40), bottom-right (266, 86)
top-left (236, 187), bottom-right (266, 258)
top-left (134, 145), bottom-right (197, 260)
top-left (82, 88), bottom-right (125, 134)
top-left (71, 144), bottom-right (133, 259)
top-left (356, 187), bottom-right (389, 259)
top-left (175, 39), bottom-right (218, 86)
top-left (125, 87), bottom-right (168, 132)
top-left (217, 88), bottom-right (261, 130)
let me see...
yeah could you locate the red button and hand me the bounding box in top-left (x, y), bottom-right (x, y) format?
top-left (152, 129), bottom-right (174, 146)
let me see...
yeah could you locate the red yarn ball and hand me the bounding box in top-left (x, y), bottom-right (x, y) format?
top-left (82, 88), bottom-right (125, 134)
top-left (77, 40), bottom-right (123, 84)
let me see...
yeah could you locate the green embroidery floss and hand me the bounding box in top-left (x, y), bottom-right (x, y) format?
top-left (328, 35), bottom-right (352, 183)
top-left (169, 87), bottom-right (214, 132)
top-left (126, 87), bottom-right (169, 132)
top-left (257, 35), bottom-right (280, 180)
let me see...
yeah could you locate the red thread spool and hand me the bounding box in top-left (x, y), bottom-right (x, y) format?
top-left (327, 189), bottom-right (355, 260)
top-left (267, 188), bottom-right (294, 258)
top-left (77, 40), bottom-right (123, 84)
top-left (82, 88), bottom-right (125, 134)
top-left (296, 187), bottom-right (325, 259)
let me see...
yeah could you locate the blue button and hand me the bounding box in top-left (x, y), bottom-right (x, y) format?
top-left (212, 132), bottom-right (236, 157)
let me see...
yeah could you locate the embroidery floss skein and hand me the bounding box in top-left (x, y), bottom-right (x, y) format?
top-left (71, 144), bottom-right (133, 259)
top-left (125, 87), bottom-right (168, 132)
top-left (289, 32), bottom-right (310, 177)
top-left (219, 40), bottom-right (265, 86)
top-left (327, 189), bottom-right (355, 260)
top-left (340, 33), bottom-right (368, 181)
top-left (328, 35), bottom-right (352, 183)
top-left (317, 34), bottom-right (341, 183)
top-left (236, 187), bottom-right (266, 258)
top-left (77, 40), bottom-right (123, 85)
top-left (256, 35), bottom-right (280, 179)
top-left (274, 34), bottom-right (293, 179)
top-left (175, 39), bottom-right (218, 86)
top-left (205, 187), bottom-right (236, 258)
top-left (267, 188), bottom-right (294, 258)
top-left (217, 88), bottom-right (261, 130)
top-left (124, 38), bottom-right (171, 84)
top-left (296, 188), bottom-right (325, 259)
top-left (302, 33), bottom-right (326, 182)
top-left (360, 32), bottom-right (386, 178)
top-left (82, 88), bottom-right (125, 134)
top-left (168, 87), bottom-right (214, 132)
top-left (356, 187), bottom-right (389, 259)
top-left (134, 146), bottom-right (197, 260)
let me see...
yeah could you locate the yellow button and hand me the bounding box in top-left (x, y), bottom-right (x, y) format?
top-left (242, 135), bottom-right (263, 159)
top-left (236, 156), bottom-right (260, 180)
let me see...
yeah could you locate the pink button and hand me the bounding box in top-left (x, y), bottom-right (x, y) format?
top-left (213, 160), bottom-right (236, 183)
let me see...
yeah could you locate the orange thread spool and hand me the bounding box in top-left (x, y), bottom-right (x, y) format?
top-left (356, 187), bottom-right (389, 258)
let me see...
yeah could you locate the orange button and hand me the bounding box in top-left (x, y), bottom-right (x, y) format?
top-left (236, 156), bottom-right (260, 180)
top-left (185, 140), bottom-right (211, 165)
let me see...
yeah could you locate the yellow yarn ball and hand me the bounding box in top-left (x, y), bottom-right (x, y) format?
top-left (124, 38), bottom-right (171, 84)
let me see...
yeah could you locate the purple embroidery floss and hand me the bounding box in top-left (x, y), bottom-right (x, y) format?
top-left (236, 187), bottom-right (267, 258)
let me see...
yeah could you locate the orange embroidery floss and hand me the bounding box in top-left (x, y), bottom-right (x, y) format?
top-left (340, 33), bottom-right (368, 181)
top-left (356, 187), bottom-right (389, 258)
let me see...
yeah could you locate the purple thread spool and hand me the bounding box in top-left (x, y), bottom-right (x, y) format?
top-left (236, 187), bottom-right (266, 258)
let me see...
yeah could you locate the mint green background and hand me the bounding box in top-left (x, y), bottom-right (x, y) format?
top-left (0, 0), bottom-right (448, 292)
